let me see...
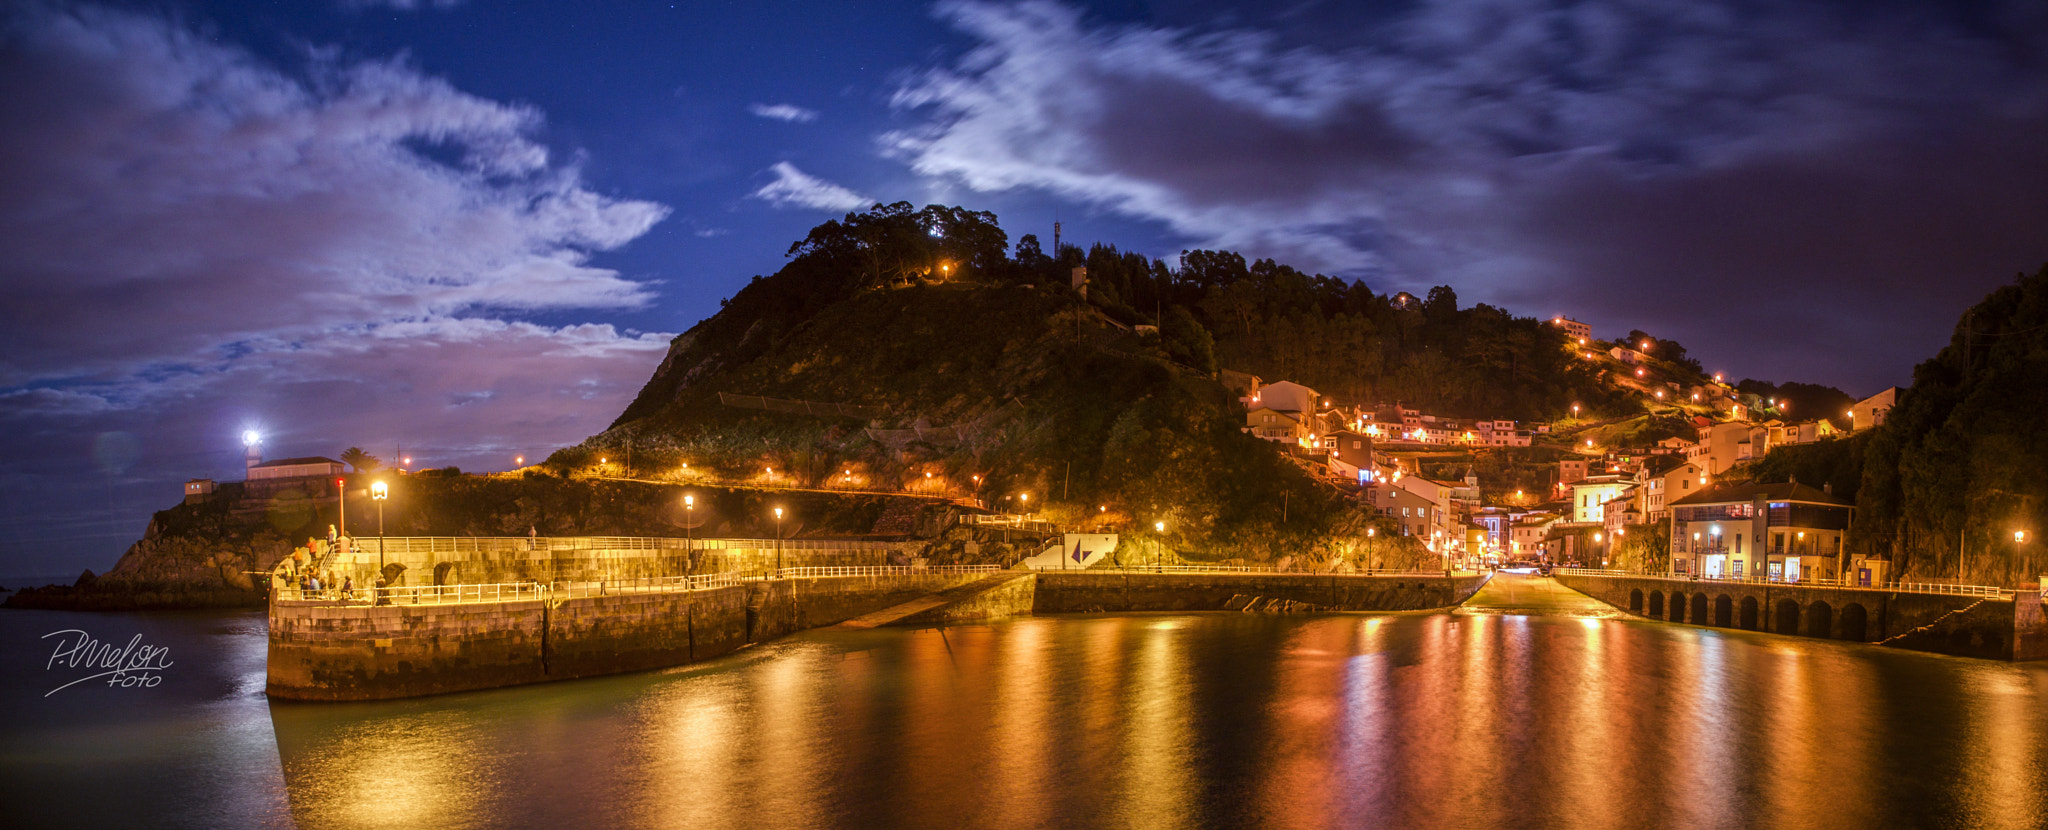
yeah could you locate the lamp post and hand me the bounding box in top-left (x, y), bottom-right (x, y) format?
top-left (1794, 531), bottom-right (1806, 581)
top-left (684, 494), bottom-right (695, 577)
top-left (1154, 521), bottom-right (1166, 572)
top-left (2017, 530), bottom-right (2030, 590)
top-left (1367, 527), bottom-right (1376, 572)
top-left (773, 507), bottom-right (785, 577)
top-left (370, 480), bottom-right (388, 603)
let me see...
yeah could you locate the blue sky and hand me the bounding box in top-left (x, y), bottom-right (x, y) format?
top-left (3, 0), bottom-right (2046, 577)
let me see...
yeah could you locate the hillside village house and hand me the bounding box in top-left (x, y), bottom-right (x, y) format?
top-left (244, 456), bottom-right (347, 498)
top-left (1571, 475), bottom-right (1631, 523)
top-left (1848, 387), bottom-right (1899, 432)
top-left (1322, 430), bottom-right (1374, 482)
top-left (1642, 457), bottom-right (1707, 521)
top-left (247, 456), bottom-right (345, 481)
top-left (1245, 407), bottom-right (1312, 445)
top-left (1250, 380), bottom-right (1318, 414)
top-left (1687, 419), bottom-right (1767, 475)
top-left (1511, 514), bottom-right (1559, 558)
top-left (1551, 316), bottom-right (1592, 342)
top-left (1608, 345), bottom-right (1647, 365)
top-left (1669, 482), bottom-right (1853, 580)
top-left (1370, 482), bottom-right (1447, 545)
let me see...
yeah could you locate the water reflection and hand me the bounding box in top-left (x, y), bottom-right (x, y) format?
top-left (262, 613), bottom-right (2048, 830)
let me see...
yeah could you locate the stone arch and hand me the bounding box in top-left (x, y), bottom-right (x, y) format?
top-left (1714, 595), bottom-right (1734, 627)
top-left (1807, 601), bottom-right (1833, 639)
top-left (1648, 591), bottom-right (1666, 618)
top-left (1629, 589), bottom-right (1644, 613)
top-left (1693, 594), bottom-right (1710, 624)
top-left (1739, 596), bottom-right (1760, 630)
top-left (1841, 603), bottom-right (1868, 641)
top-left (1670, 592), bottom-right (1686, 622)
top-left (1774, 599), bottom-right (1800, 635)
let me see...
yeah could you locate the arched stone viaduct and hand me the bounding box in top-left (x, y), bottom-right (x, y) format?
top-left (1556, 572), bottom-right (2048, 661)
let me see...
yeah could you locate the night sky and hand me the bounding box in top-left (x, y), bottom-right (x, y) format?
top-left (3, 0), bottom-right (2045, 578)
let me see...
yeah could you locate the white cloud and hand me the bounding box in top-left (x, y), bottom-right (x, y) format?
top-left (749, 162), bottom-right (872, 212)
top-left (747, 103), bottom-right (819, 123)
top-left (0, 5), bottom-right (671, 388)
top-left (0, 5), bottom-right (678, 571)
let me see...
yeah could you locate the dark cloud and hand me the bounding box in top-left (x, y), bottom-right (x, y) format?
top-left (0, 5), bottom-right (671, 574)
top-left (890, 0), bottom-right (2048, 391)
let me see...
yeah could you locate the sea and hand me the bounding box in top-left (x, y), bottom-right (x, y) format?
top-left (2, 592), bottom-right (2046, 828)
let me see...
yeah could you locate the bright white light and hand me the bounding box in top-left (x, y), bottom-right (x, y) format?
top-left (242, 430), bottom-right (260, 447)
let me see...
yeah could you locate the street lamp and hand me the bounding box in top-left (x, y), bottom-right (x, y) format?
top-left (773, 507), bottom-right (785, 576)
top-left (1152, 520), bottom-right (1167, 572)
top-left (370, 480), bottom-right (388, 601)
top-left (684, 494), bottom-right (695, 571)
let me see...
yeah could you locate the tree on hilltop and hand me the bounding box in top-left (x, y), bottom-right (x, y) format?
top-left (340, 447), bottom-right (381, 473)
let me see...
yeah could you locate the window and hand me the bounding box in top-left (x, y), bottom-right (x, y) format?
top-left (1773, 533), bottom-right (1785, 555)
top-left (1401, 507), bottom-right (1411, 517)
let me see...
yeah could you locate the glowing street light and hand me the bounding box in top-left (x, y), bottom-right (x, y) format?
top-left (773, 506), bottom-right (785, 576)
top-left (369, 480), bottom-right (389, 584)
top-left (684, 494), bottom-right (695, 562)
top-left (1155, 521), bottom-right (1165, 533)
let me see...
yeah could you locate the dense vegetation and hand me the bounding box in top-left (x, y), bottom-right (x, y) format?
top-left (1850, 264), bottom-right (2048, 583)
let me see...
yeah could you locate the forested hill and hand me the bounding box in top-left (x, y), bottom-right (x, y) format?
top-left (579, 202), bottom-right (1715, 561)
top-left (1853, 263), bottom-right (2048, 583)
top-left (616, 201), bottom-right (1695, 430)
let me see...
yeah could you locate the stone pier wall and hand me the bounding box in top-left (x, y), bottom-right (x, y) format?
top-left (267, 573), bottom-right (984, 701)
top-left (1557, 572), bottom-right (2047, 661)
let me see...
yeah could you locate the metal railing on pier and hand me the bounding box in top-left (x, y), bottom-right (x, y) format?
top-left (1046, 564), bottom-right (1466, 576)
top-left (773, 564), bottom-right (998, 579)
top-left (343, 535), bottom-right (897, 557)
top-left (1552, 568), bottom-right (2015, 599)
top-left (275, 565), bottom-right (1000, 606)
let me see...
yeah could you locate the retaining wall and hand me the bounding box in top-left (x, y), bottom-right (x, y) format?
top-left (1557, 573), bottom-right (2048, 661)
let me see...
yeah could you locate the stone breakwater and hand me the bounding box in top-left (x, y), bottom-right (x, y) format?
top-left (267, 572), bottom-right (1490, 701)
